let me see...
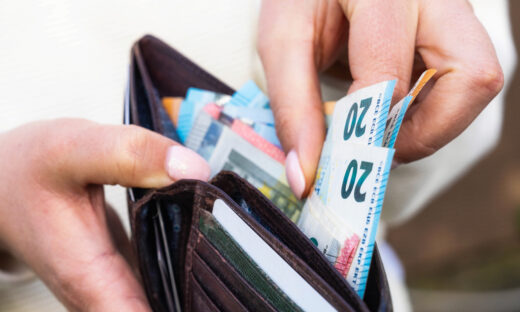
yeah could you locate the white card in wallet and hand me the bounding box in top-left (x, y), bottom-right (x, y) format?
top-left (212, 199), bottom-right (336, 312)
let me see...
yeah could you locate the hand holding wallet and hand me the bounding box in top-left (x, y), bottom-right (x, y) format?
top-left (125, 35), bottom-right (392, 312)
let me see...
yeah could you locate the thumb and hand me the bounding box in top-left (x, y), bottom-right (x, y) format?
top-left (45, 119), bottom-right (210, 188)
top-left (258, 1), bottom-right (325, 199)
top-left (342, 0), bottom-right (418, 100)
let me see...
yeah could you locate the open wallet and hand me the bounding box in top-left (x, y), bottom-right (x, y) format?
top-left (124, 35), bottom-right (393, 312)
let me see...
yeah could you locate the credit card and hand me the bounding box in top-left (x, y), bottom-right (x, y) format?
top-left (212, 199), bottom-right (336, 312)
top-left (199, 209), bottom-right (302, 312)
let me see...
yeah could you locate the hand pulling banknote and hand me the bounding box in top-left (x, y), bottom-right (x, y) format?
top-left (162, 72), bottom-right (434, 299)
top-left (299, 80), bottom-right (396, 297)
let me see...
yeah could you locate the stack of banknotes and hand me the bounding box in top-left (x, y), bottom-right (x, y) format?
top-left (162, 70), bottom-right (435, 298)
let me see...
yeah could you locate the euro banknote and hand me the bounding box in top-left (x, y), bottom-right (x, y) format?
top-left (382, 69), bottom-right (436, 148)
top-left (299, 71), bottom-right (434, 297)
top-left (171, 82), bottom-right (281, 147)
top-left (314, 80), bottom-right (396, 206)
top-left (185, 110), bottom-right (302, 222)
top-left (299, 80), bottom-right (397, 297)
top-left (299, 144), bottom-right (394, 296)
top-left (177, 88), bottom-right (231, 142)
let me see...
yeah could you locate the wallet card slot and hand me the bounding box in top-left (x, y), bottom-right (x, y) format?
top-left (189, 272), bottom-right (221, 312)
top-left (132, 184), bottom-right (199, 312)
top-left (210, 172), bottom-right (363, 311)
top-left (192, 252), bottom-right (248, 312)
top-left (153, 210), bottom-right (180, 312)
top-left (196, 209), bottom-right (305, 312)
top-left (194, 232), bottom-right (277, 312)
top-left (133, 201), bottom-right (172, 312)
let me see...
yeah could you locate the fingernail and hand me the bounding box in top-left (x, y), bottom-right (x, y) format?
top-left (285, 149), bottom-right (306, 199)
top-left (391, 159), bottom-right (401, 170)
top-left (165, 146), bottom-right (211, 181)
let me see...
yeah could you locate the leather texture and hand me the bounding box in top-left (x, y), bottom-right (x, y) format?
top-left (126, 34), bottom-right (392, 312)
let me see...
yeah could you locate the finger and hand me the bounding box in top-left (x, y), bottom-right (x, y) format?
top-left (37, 188), bottom-right (150, 311)
top-left (340, 0), bottom-right (419, 100)
top-left (1, 185), bottom-right (149, 311)
top-left (394, 0), bottom-right (504, 162)
top-left (258, 0), bottom-right (344, 198)
top-left (105, 203), bottom-right (136, 270)
top-left (40, 119), bottom-right (210, 188)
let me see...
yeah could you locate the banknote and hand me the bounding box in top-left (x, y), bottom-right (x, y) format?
top-left (298, 80), bottom-right (398, 297)
top-left (177, 88), bottom-right (231, 142)
top-left (323, 101), bottom-right (335, 128)
top-left (298, 73), bottom-right (436, 296)
top-left (228, 80), bottom-right (270, 108)
top-left (298, 193), bottom-right (360, 277)
top-left (167, 81), bottom-right (281, 147)
top-left (251, 122), bottom-right (281, 148)
top-left (222, 105), bottom-right (275, 125)
top-left (218, 105), bottom-right (281, 148)
top-left (314, 80), bottom-right (396, 205)
top-left (228, 119), bottom-right (285, 163)
top-left (383, 69), bottom-right (436, 148)
top-left (299, 143), bottom-right (394, 297)
top-left (185, 111), bottom-right (302, 222)
top-left (329, 80), bottom-right (395, 147)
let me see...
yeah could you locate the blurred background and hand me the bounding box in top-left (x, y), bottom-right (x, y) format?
top-left (387, 2), bottom-right (520, 310)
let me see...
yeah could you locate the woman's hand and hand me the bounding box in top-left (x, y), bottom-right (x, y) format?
top-left (0, 119), bottom-right (210, 311)
top-left (258, 0), bottom-right (503, 198)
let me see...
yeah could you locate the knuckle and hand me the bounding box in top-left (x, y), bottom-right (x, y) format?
top-left (115, 125), bottom-right (149, 181)
top-left (411, 139), bottom-right (437, 160)
top-left (396, 117), bottom-right (439, 163)
top-left (467, 62), bottom-right (504, 98)
top-left (397, 138), bottom-right (437, 164)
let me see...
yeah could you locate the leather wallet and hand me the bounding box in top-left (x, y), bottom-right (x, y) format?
top-left (124, 35), bottom-right (392, 312)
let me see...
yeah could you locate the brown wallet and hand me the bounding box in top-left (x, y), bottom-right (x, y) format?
top-left (124, 35), bottom-right (392, 312)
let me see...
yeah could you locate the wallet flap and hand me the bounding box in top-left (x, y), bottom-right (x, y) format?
top-left (136, 35), bottom-right (234, 98)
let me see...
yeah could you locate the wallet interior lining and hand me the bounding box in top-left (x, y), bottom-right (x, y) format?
top-left (137, 35), bottom-right (234, 99)
top-left (134, 189), bottom-right (196, 312)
